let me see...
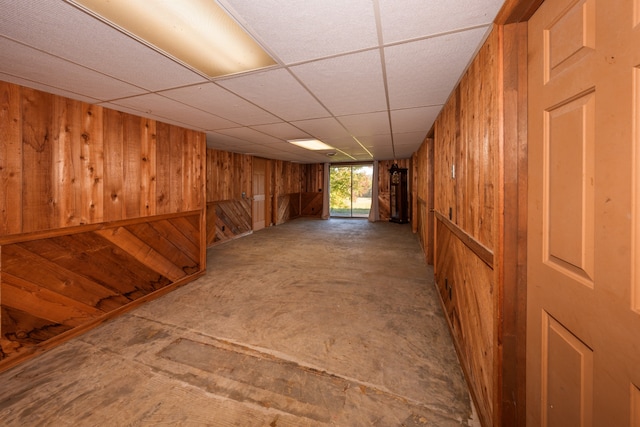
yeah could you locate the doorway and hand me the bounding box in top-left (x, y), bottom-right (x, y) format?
top-left (329, 164), bottom-right (373, 218)
top-left (527, 0), bottom-right (640, 424)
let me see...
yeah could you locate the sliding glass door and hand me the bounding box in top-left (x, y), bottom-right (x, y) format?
top-left (329, 164), bottom-right (373, 218)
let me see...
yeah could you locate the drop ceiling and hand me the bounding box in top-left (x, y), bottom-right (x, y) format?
top-left (0, 0), bottom-right (506, 163)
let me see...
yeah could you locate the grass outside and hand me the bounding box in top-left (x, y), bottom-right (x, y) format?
top-left (330, 197), bottom-right (371, 217)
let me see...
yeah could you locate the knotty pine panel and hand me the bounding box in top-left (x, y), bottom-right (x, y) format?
top-left (435, 219), bottom-right (494, 426)
top-left (0, 82), bottom-right (22, 235)
top-left (0, 82), bottom-right (205, 235)
top-left (21, 88), bottom-right (56, 232)
top-left (302, 163), bottom-right (324, 193)
top-left (433, 29), bottom-right (499, 250)
top-left (206, 150), bottom-right (252, 203)
top-left (0, 212), bottom-right (203, 370)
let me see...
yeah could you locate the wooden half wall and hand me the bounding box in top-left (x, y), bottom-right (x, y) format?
top-left (205, 151), bottom-right (324, 246)
top-left (413, 22), bottom-right (528, 427)
top-left (0, 82), bottom-right (207, 372)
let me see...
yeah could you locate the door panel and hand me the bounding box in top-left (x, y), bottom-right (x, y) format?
top-left (528, 0), bottom-right (640, 425)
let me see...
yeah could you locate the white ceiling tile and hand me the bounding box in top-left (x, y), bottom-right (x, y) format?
top-left (0, 0), bottom-right (206, 91)
top-left (0, 72), bottom-right (101, 104)
top-left (385, 27), bottom-right (490, 110)
top-left (393, 143), bottom-right (420, 158)
top-left (378, 0), bottom-right (504, 43)
top-left (0, 37), bottom-right (145, 101)
top-left (206, 132), bottom-right (256, 149)
top-left (322, 137), bottom-right (362, 151)
top-left (393, 131), bottom-right (429, 147)
top-left (338, 112), bottom-right (391, 137)
top-left (291, 118), bottom-right (351, 141)
top-left (358, 134), bottom-right (393, 147)
top-left (159, 83), bottom-right (280, 126)
top-left (390, 106), bottom-right (441, 134)
top-left (250, 122), bottom-right (311, 141)
top-left (218, 68), bottom-right (330, 121)
top-left (107, 94), bottom-right (238, 130)
top-left (214, 127), bottom-right (283, 145)
top-left (221, 0), bottom-right (378, 64)
top-left (367, 146), bottom-right (395, 161)
top-left (291, 50), bottom-right (387, 116)
top-left (0, 2), bottom-right (500, 163)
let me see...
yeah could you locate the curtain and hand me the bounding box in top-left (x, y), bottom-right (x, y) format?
top-left (368, 160), bottom-right (379, 222)
top-left (321, 162), bottom-right (330, 219)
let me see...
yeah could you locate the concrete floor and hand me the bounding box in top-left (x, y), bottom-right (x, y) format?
top-left (0, 218), bottom-right (478, 426)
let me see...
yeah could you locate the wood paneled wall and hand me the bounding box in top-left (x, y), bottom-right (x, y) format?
top-left (433, 27), bottom-right (500, 426)
top-left (0, 81), bottom-right (206, 372)
top-left (205, 151), bottom-right (324, 244)
top-left (0, 84), bottom-right (204, 235)
top-left (413, 23), bottom-right (528, 426)
top-left (414, 139), bottom-right (434, 264)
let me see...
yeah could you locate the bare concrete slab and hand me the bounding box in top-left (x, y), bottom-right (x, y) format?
top-left (0, 218), bottom-right (478, 426)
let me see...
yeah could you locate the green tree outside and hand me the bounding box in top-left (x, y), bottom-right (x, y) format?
top-left (330, 165), bottom-right (373, 216)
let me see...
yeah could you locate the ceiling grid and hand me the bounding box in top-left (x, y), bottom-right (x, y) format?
top-left (0, 0), bottom-right (505, 163)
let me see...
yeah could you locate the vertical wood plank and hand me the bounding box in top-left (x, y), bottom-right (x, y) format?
top-left (103, 109), bottom-right (125, 221)
top-left (81, 103), bottom-right (104, 224)
top-left (122, 114), bottom-right (141, 219)
top-left (0, 81), bottom-right (22, 235)
top-left (140, 118), bottom-right (156, 217)
top-left (52, 97), bottom-right (83, 228)
top-left (169, 126), bottom-right (185, 212)
top-left (155, 122), bottom-right (171, 215)
top-left (21, 88), bottom-right (54, 232)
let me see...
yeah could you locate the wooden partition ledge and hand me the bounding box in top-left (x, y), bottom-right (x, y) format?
top-left (0, 211), bottom-right (204, 373)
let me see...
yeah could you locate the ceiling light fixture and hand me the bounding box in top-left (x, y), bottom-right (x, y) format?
top-left (287, 138), bottom-right (335, 151)
top-left (66, 0), bottom-right (277, 78)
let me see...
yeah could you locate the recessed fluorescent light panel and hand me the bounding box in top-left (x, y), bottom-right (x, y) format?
top-left (287, 139), bottom-right (335, 151)
top-left (67, 0), bottom-right (277, 78)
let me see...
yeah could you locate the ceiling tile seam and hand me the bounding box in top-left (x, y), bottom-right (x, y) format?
top-left (380, 22), bottom-right (494, 49)
top-left (262, 23), bottom-right (493, 72)
top-left (103, 92), bottom-right (247, 129)
top-left (0, 70), bottom-right (102, 104)
top-left (0, 34), bottom-right (157, 100)
top-left (372, 0), bottom-right (396, 161)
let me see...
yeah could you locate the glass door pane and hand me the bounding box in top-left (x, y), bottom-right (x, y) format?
top-left (330, 164), bottom-right (373, 218)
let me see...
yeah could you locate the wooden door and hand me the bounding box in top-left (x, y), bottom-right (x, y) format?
top-left (252, 157), bottom-right (266, 231)
top-left (528, 0), bottom-right (640, 425)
